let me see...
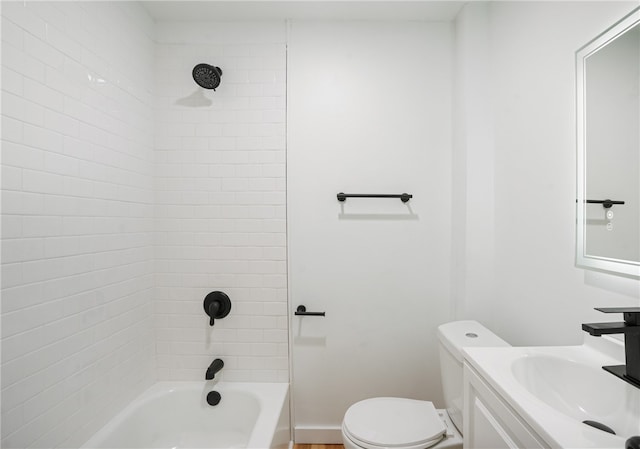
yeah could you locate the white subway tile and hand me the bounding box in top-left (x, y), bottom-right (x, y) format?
top-left (1, 43), bottom-right (25, 79)
top-left (181, 164), bottom-right (209, 178)
top-left (261, 109), bottom-right (286, 123)
top-left (22, 168), bottom-right (65, 195)
top-left (181, 137), bottom-right (209, 151)
top-left (23, 78), bottom-right (65, 111)
top-left (249, 123), bottom-right (282, 137)
top-left (1, 262), bottom-right (23, 289)
top-left (2, 16), bottom-right (24, 48)
top-left (209, 164), bottom-right (236, 178)
top-left (2, 66), bottom-right (24, 95)
top-left (1, 164), bottom-right (22, 190)
top-left (2, 91), bottom-right (25, 121)
top-left (236, 83), bottom-right (264, 97)
top-left (1, 115), bottom-right (24, 143)
top-left (24, 33), bottom-right (65, 69)
top-left (1, 215), bottom-right (23, 240)
top-left (2, 2), bottom-right (47, 40)
top-left (23, 124), bottom-right (64, 154)
top-left (1, 3), bottom-right (156, 447)
top-left (45, 65), bottom-right (83, 100)
top-left (263, 302), bottom-right (287, 316)
top-left (193, 123), bottom-right (222, 137)
top-left (263, 329), bottom-right (288, 343)
top-left (262, 82), bottom-right (286, 97)
top-left (81, 48), bottom-right (110, 79)
top-left (1, 190), bottom-right (44, 215)
top-left (165, 123), bottom-right (196, 136)
top-left (44, 109), bottom-right (80, 138)
top-left (221, 178), bottom-right (249, 192)
top-left (261, 163), bottom-right (285, 177)
top-left (45, 25), bottom-right (83, 61)
top-left (251, 343), bottom-right (279, 357)
top-left (1, 237), bottom-right (44, 264)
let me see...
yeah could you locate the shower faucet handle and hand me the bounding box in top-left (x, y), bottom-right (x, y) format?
top-left (203, 291), bottom-right (232, 326)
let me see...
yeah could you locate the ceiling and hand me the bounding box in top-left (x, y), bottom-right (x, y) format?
top-left (141, 1), bottom-right (466, 21)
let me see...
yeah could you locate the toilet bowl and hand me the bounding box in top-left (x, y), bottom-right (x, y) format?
top-left (341, 321), bottom-right (509, 449)
top-left (341, 397), bottom-right (461, 449)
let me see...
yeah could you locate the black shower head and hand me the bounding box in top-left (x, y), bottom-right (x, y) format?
top-left (192, 64), bottom-right (223, 90)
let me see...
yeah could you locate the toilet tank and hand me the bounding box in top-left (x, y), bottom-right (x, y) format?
top-left (437, 320), bottom-right (509, 433)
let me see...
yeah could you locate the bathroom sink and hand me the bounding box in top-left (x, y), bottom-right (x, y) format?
top-left (463, 335), bottom-right (640, 448)
top-left (511, 354), bottom-right (639, 437)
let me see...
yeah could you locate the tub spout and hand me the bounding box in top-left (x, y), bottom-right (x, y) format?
top-left (205, 358), bottom-right (224, 380)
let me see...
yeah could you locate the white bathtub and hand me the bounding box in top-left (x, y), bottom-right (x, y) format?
top-left (82, 382), bottom-right (290, 449)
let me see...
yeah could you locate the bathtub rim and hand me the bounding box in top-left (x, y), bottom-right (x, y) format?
top-left (80, 381), bottom-right (290, 449)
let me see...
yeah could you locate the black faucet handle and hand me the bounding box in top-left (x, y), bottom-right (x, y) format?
top-left (203, 291), bottom-right (232, 327)
top-left (595, 307), bottom-right (640, 325)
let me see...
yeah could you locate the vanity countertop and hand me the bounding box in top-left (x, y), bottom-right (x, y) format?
top-left (463, 335), bottom-right (639, 449)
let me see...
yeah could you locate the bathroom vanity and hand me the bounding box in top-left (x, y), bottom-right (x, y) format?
top-left (463, 363), bottom-right (548, 448)
top-left (462, 335), bottom-right (639, 449)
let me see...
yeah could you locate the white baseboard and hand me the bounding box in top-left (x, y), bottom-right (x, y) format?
top-left (294, 426), bottom-right (343, 444)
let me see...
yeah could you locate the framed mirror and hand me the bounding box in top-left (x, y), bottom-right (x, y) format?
top-left (576, 7), bottom-right (640, 277)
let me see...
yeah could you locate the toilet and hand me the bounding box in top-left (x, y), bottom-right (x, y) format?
top-left (341, 320), bottom-right (510, 449)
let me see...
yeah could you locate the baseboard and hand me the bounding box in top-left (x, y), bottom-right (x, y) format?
top-left (294, 426), bottom-right (343, 444)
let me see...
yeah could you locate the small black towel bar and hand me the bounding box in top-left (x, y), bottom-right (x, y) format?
top-left (585, 199), bottom-right (625, 209)
top-left (295, 305), bottom-right (325, 316)
top-left (337, 192), bottom-right (412, 203)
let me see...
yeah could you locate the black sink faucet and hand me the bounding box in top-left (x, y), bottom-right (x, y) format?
top-left (582, 307), bottom-right (640, 389)
top-left (205, 358), bottom-right (224, 380)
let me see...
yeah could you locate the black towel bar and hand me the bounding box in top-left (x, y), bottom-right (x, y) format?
top-left (585, 199), bottom-right (625, 208)
top-left (337, 193), bottom-right (412, 203)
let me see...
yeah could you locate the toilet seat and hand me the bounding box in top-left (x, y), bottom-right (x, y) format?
top-left (342, 398), bottom-right (446, 449)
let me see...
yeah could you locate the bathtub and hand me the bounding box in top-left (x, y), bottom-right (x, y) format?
top-left (82, 382), bottom-right (290, 449)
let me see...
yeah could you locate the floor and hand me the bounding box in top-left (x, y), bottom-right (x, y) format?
top-left (293, 445), bottom-right (344, 449)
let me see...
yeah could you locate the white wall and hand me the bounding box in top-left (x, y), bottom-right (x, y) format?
top-left (1, 2), bottom-right (155, 447)
top-left (454, 1), bottom-right (640, 346)
top-left (452, 2), bottom-right (496, 323)
top-left (153, 22), bottom-right (289, 382)
top-left (288, 20), bottom-right (453, 441)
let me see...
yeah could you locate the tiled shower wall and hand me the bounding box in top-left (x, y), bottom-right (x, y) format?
top-left (153, 22), bottom-right (288, 382)
top-left (1, 6), bottom-right (289, 448)
top-left (1, 2), bottom-right (155, 448)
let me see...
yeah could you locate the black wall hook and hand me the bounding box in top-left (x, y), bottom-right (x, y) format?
top-left (203, 291), bottom-right (231, 326)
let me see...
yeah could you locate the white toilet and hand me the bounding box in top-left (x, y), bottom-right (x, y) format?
top-left (341, 320), bottom-right (510, 449)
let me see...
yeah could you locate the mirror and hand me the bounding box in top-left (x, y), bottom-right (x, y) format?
top-left (576, 7), bottom-right (640, 277)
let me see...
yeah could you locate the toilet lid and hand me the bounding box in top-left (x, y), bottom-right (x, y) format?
top-left (343, 398), bottom-right (446, 448)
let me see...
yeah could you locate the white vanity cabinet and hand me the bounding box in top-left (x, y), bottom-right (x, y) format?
top-left (463, 362), bottom-right (550, 449)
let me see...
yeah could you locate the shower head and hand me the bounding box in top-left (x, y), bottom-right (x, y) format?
top-left (192, 64), bottom-right (223, 90)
